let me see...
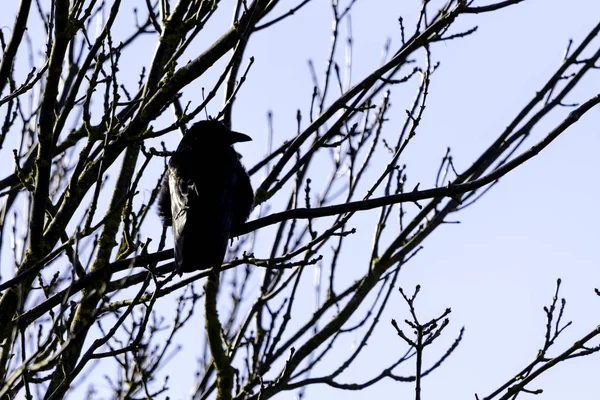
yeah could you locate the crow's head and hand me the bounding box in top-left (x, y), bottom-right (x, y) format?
top-left (183, 119), bottom-right (252, 146)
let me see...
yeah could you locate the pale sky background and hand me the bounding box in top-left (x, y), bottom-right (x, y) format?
top-left (2, 1), bottom-right (600, 399)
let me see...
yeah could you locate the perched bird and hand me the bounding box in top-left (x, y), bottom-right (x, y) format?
top-left (158, 120), bottom-right (254, 274)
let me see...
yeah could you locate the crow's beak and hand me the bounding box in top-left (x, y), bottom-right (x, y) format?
top-left (227, 130), bottom-right (252, 143)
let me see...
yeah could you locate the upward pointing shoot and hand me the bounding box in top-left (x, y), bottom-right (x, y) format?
top-left (158, 120), bottom-right (254, 274)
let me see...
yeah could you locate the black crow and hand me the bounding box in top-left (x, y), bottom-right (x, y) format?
top-left (158, 120), bottom-right (253, 274)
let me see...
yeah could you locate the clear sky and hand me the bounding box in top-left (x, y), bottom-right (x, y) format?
top-left (2, 1), bottom-right (600, 399)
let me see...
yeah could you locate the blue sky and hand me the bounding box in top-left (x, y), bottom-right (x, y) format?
top-left (2, 1), bottom-right (600, 399)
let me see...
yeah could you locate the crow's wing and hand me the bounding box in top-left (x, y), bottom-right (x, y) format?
top-left (168, 152), bottom-right (239, 274)
top-left (168, 163), bottom-right (197, 273)
top-left (157, 174), bottom-right (172, 226)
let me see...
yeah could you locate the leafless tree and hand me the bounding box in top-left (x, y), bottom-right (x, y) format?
top-left (0, 1), bottom-right (599, 399)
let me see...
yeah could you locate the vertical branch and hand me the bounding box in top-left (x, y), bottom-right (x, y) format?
top-left (143, 0), bottom-right (190, 97)
top-left (0, 0), bottom-right (70, 383)
top-left (221, 4), bottom-right (251, 127)
top-left (205, 270), bottom-right (235, 400)
top-left (0, 0), bottom-right (33, 96)
top-left (30, 0), bottom-right (70, 259)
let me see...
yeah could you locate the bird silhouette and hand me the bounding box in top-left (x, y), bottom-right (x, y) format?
top-left (158, 120), bottom-right (253, 274)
